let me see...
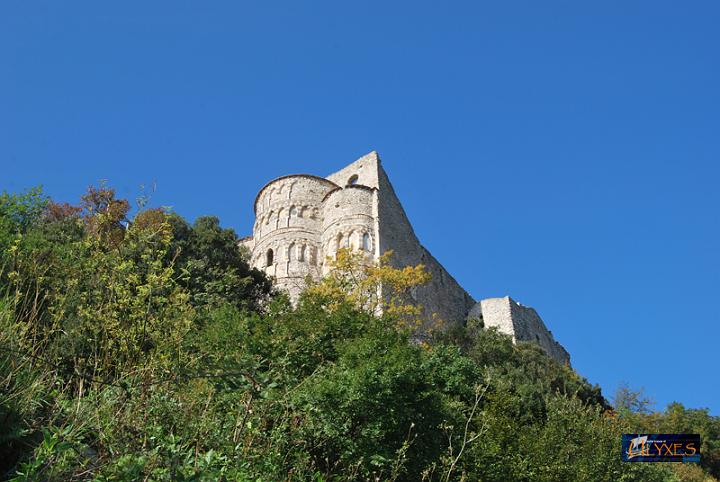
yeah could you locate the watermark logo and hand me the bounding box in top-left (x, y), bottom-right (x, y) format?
top-left (622, 434), bottom-right (700, 463)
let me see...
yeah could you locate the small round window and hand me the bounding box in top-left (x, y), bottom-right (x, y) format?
top-left (347, 174), bottom-right (359, 186)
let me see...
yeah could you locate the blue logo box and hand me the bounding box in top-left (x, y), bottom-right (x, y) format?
top-left (622, 434), bottom-right (700, 462)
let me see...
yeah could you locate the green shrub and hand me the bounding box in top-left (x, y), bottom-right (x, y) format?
top-left (0, 185), bottom-right (711, 481)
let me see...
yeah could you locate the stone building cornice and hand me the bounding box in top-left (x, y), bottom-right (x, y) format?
top-left (320, 184), bottom-right (376, 203)
top-left (254, 174), bottom-right (339, 214)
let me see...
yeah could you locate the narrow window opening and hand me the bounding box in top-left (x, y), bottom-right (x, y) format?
top-left (362, 233), bottom-right (370, 251)
top-left (266, 249), bottom-right (274, 266)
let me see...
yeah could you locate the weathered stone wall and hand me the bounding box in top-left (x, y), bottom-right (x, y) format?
top-left (508, 299), bottom-right (570, 365)
top-left (321, 185), bottom-right (377, 274)
top-left (326, 151), bottom-right (382, 189)
top-left (470, 297), bottom-right (570, 365)
top-left (326, 152), bottom-right (475, 326)
top-left (374, 162), bottom-right (475, 327)
top-left (240, 152), bottom-right (570, 364)
top-left (251, 175), bottom-right (338, 300)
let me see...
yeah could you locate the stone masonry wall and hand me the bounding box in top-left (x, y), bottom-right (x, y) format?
top-left (241, 152), bottom-right (570, 365)
top-left (375, 163), bottom-right (475, 327)
top-left (327, 152), bottom-right (476, 327)
top-left (321, 185), bottom-right (377, 275)
top-left (470, 297), bottom-right (570, 365)
top-left (251, 175), bottom-right (337, 300)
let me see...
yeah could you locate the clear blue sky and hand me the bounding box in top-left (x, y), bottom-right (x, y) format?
top-left (2, 1), bottom-right (718, 414)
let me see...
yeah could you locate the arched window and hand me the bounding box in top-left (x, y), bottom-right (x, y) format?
top-left (309, 246), bottom-right (316, 264)
top-left (266, 249), bottom-right (274, 266)
top-left (362, 233), bottom-right (370, 251)
top-left (299, 245), bottom-right (306, 262)
top-left (347, 174), bottom-right (359, 186)
top-left (290, 206), bottom-right (297, 217)
top-left (288, 242), bottom-right (296, 262)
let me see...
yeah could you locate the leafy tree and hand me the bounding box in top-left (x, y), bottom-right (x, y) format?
top-left (619, 398), bottom-right (720, 479)
top-left (1, 184), bottom-right (714, 481)
top-left (614, 382), bottom-right (654, 415)
top-left (290, 333), bottom-right (447, 480)
top-left (168, 214), bottom-right (273, 312)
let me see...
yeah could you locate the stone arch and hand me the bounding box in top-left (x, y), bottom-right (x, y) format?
top-left (266, 212), bottom-right (275, 235)
top-left (260, 213), bottom-right (269, 237)
top-left (287, 181), bottom-right (296, 200)
top-left (362, 232), bottom-right (371, 251)
top-left (288, 242), bottom-right (296, 262)
top-left (275, 208), bottom-right (284, 229)
top-left (309, 245), bottom-right (317, 265)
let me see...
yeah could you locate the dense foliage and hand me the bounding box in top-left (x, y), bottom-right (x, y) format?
top-left (1, 186), bottom-right (717, 481)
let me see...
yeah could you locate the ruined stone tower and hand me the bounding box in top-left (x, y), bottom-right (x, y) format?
top-left (240, 152), bottom-right (570, 365)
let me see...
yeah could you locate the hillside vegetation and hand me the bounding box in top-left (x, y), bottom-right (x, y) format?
top-left (1, 186), bottom-right (718, 481)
